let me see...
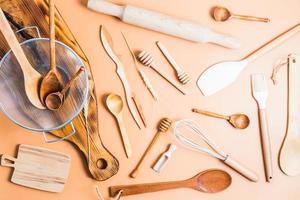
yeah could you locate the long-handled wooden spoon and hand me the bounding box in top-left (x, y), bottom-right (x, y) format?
top-left (39, 0), bottom-right (63, 103)
top-left (0, 8), bottom-right (45, 109)
top-left (106, 93), bottom-right (132, 158)
top-left (192, 108), bottom-right (250, 129)
top-left (212, 6), bottom-right (270, 23)
top-left (45, 67), bottom-right (84, 110)
top-left (110, 169), bottom-right (231, 196)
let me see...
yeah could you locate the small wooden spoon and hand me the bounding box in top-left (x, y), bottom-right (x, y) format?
top-left (110, 169), bottom-right (231, 196)
top-left (39, 0), bottom-right (64, 103)
top-left (212, 6), bottom-right (270, 23)
top-left (106, 93), bottom-right (132, 158)
top-left (45, 67), bottom-right (84, 110)
top-left (192, 108), bottom-right (250, 129)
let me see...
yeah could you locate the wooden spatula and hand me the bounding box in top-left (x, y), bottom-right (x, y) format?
top-left (110, 169), bottom-right (231, 196)
top-left (1, 144), bottom-right (71, 192)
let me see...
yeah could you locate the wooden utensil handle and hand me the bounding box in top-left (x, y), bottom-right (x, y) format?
top-left (224, 156), bottom-right (259, 182)
top-left (116, 116), bottom-right (132, 158)
top-left (231, 14), bottom-right (269, 23)
top-left (130, 132), bottom-right (162, 178)
top-left (258, 109), bottom-right (273, 182)
top-left (49, 0), bottom-right (56, 70)
top-left (0, 8), bottom-right (33, 76)
top-left (245, 22), bottom-right (300, 63)
top-left (192, 108), bottom-right (229, 120)
top-left (1, 154), bottom-right (17, 167)
top-left (110, 180), bottom-right (186, 196)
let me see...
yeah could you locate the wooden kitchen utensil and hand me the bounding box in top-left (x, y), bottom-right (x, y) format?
top-left (1, 144), bottom-right (71, 192)
top-left (39, 0), bottom-right (64, 104)
top-left (279, 54), bottom-right (300, 176)
top-left (0, 8), bottom-right (45, 109)
top-left (0, 0), bottom-right (119, 181)
top-left (251, 74), bottom-right (273, 182)
top-left (156, 41), bottom-right (190, 85)
top-left (138, 51), bottom-right (186, 95)
top-left (122, 32), bottom-right (159, 101)
top-left (100, 25), bottom-right (146, 129)
top-left (212, 6), bottom-right (270, 23)
top-left (111, 169), bottom-right (231, 196)
top-left (130, 118), bottom-right (172, 178)
top-left (87, 0), bottom-right (240, 49)
top-left (174, 119), bottom-right (259, 182)
top-left (197, 21), bottom-right (300, 96)
top-left (45, 67), bottom-right (85, 110)
top-left (106, 93), bottom-right (132, 158)
top-left (192, 108), bottom-right (250, 129)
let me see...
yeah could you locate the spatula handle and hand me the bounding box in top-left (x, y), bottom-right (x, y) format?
top-left (224, 156), bottom-right (259, 182)
top-left (49, 0), bottom-right (56, 70)
top-left (245, 22), bottom-right (300, 63)
top-left (258, 109), bottom-right (273, 182)
top-left (110, 180), bottom-right (186, 196)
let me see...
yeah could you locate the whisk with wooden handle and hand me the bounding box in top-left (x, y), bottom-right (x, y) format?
top-left (130, 118), bottom-right (172, 178)
top-left (137, 51), bottom-right (186, 95)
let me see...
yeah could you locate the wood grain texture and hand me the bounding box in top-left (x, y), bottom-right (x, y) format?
top-left (0, 0), bottom-right (119, 181)
top-left (1, 144), bottom-right (71, 192)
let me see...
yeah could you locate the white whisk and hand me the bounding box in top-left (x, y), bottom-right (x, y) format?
top-left (173, 119), bottom-right (259, 182)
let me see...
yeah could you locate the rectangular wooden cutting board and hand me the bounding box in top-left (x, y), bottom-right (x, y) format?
top-left (0, 0), bottom-right (119, 181)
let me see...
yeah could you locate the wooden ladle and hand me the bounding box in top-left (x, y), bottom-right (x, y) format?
top-left (212, 6), bottom-right (270, 23)
top-left (39, 0), bottom-right (64, 103)
top-left (45, 67), bottom-right (84, 110)
top-left (110, 169), bottom-right (231, 196)
top-left (0, 8), bottom-right (45, 109)
top-left (192, 108), bottom-right (250, 129)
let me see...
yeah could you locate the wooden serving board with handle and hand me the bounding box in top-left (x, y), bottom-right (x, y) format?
top-left (1, 144), bottom-right (71, 192)
top-left (0, 0), bottom-right (119, 181)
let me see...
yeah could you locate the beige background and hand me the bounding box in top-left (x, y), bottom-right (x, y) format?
top-left (1, 0), bottom-right (300, 199)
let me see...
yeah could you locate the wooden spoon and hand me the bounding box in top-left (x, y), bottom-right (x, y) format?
top-left (106, 93), bottom-right (132, 158)
top-left (192, 108), bottom-right (250, 129)
top-left (110, 169), bottom-right (231, 196)
top-left (45, 67), bottom-right (84, 110)
top-left (39, 0), bottom-right (63, 103)
top-left (0, 8), bottom-right (45, 109)
top-left (212, 6), bottom-right (270, 23)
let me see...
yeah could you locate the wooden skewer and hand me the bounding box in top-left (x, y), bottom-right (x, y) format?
top-left (137, 51), bottom-right (186, 95)
top-left (130, 118), bottom-right (172, 178)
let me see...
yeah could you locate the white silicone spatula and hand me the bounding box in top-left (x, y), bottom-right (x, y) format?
top-left (197, 22), bottom-right (300, 96)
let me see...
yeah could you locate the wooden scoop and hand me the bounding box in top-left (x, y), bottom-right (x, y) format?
top-left (39, 0), bottom-right (64, 103)
top-left (110, 169), bottom-right (231, 196)
top-left (45, 67), bottom-right (84, 110)
top-left (0, 8), bottom-right (45, 109)
top-left (192, 108), bottom-right (250, 129)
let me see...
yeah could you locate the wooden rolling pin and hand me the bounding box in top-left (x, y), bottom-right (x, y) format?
top-left (87, 0), bottom-right (240, 49)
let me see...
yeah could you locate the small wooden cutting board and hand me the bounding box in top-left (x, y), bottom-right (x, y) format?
top-left (1, 144), bottom-right (71, 193)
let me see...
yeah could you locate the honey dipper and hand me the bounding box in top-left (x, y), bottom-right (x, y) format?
top-left (130, 118), bottom-right (172, 178)
top-left (137, 51), bottom-right (186, 95)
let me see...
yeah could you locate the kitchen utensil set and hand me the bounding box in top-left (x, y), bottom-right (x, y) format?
top-left (197, 22), bottom-right (300, 96)
top-left (110, 169), bottom-right (231, 197)
top-left (100, 25), bottom-right (146, 129)
top-left (173, 119), bottom-right (259, 182)
top-left (279, 54), bottom-right (300, 176)
top-left (153, 144), bottom-right (177, 173)
top-left (192, 108), bottom-right (250, 129)
top-left (212, 6), bottom-right (270, 23)
top-left (130, 118), bottom-right (172, 178)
